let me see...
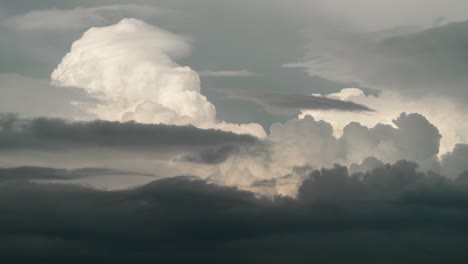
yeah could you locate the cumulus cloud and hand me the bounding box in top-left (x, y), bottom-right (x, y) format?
top-left (208, 106), bottom-right (468, 197)
top-left (51, 18), bottom-right (265, 138)
top-left (2, 163), bottom-right (468, 263)
top-left (439, 144), bottom-right (468, 178)
top-left (51, 18), bottom-right (211, 123)
top-left (276, 112), bottom-right (439, 167)
top-left (1, 111), bottom-right (465, 197)
top-left (300, 88), bottom-right (468, 154)
top-left (2, 5), bottom-right (165, 31)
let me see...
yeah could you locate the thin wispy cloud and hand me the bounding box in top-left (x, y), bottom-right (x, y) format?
top-left (199, 69), bottom-right (260, 77)
top-left (223, 89), bottom-right (374, 113)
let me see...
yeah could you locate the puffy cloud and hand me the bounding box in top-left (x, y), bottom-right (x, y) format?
top-left (439, 144), bottom-right (468, 178)
top-left (121, 101), bottom-right (193, 126)
top-left (268, 112), bottom-right (440, 171)
top-left (51, 18), bottom-right (211, 124)
top-left (341, 112), bottom-right (441, 164)
top-left (212, 112), bottom-right (443, 196)
top-left (300, 88), bottom-right (468, 154)
top-left (0, 111), bottom-right (461, 197)
top-left (51, 18), bottom-right (265, 137)
top-left (0, 111), bottom-right (466, 198)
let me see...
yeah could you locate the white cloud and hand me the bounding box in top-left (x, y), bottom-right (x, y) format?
top-left (179, 111), bottom-right (443, 197)
top-left (51, 18), bottom-right (266, 138)
top-left (300, 88), bottom-right (468, 155)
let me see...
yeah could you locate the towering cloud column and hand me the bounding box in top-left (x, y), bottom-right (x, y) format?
top-left (52, 18), bottom-right (265, 137)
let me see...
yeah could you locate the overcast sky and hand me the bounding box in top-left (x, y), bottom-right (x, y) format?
top-left (2, 0), bottom-right (468, 262)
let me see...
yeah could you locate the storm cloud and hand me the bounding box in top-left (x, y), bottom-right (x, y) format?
top-left (1, 161), bottom-right (468, 263)
top-left (0, 166), bottom-right (155, 182)
top-left (0, 114), bottom-right (258, 151)
top-left (2, 1), bottom-right (468, 262)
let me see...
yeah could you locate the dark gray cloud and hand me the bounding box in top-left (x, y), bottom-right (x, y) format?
top-left (223, 89), bottom-right (373, 115)
top-left (180, 145), bottom-right (239, 164)
top-left (0, 114), bottom-right (258, 151)
top-left (0, 166), bottom-right (155, 182)
top-left (340, 112), bottom-right (441, 163)
top-left (300, 19), bottom-right (468, 100)
top-left (2, 161), bottom-right (468, 263)
top-left (439, 144), bottom-right (468, 178)
top-left (361, 20), bottom-right (468, 98)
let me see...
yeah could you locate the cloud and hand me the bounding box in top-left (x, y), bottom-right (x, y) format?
top-left (51, 18), bottom-right (209, 124)
top-left (209, 111), bottom-right (445, 196)
top-left (0, 166), bottom-right (155, 181)
top-left (51, 18), bottom-right (266, 138)
top-left (179, 145), bottom-right (239, 164)
top-left (439, 144), bottom-right (468, 178)
top-left (2, 162), bottom-right (468, 263)
top-left (269, 112), bottom-right (439, 170)
top-left (300, 88), bottom-right (468, 155)
top-left (2, 5), bottom-right (165, 31)
top-left (0, 114), bottom-right (258, 151)
top-left (291, 20), bottom-right (468, 100)
top-left (310, 0), bottom-right (468, 31)
top-left (0, 111), bottom-right (463, 197)
top-left (199, 69), bottom-right (260, 77)
top-left (224, 89), bottom-right (373, 114)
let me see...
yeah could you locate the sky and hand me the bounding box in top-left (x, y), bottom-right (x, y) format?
top-left (2, 0), bottom-right (468, 262)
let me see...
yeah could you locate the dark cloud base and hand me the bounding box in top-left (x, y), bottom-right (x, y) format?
top-left (2, 161), bottom-right (468, 263)
top-left (0, 114), bottom-right (258, 150)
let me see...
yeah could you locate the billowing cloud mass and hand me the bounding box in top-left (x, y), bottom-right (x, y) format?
top-left (2, 112), bottom-right (468, 197)
top-left (4, 1), bottom-right (468, 262)
top-left (300, 88), bottom-right (468, 154)
top-left (185, 111), bottom-right (464, 196)
top-left (2, 163), bottom-right (468, 263)
top-left (51, 18), bottom-right (265, 138)
top-left (51, 18), bottom-right (211, 124)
